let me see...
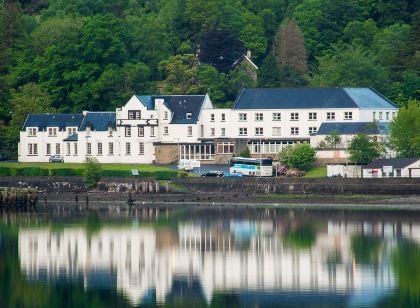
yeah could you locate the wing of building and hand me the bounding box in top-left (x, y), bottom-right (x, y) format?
top-left (19, 88), bottom-right (398, 164)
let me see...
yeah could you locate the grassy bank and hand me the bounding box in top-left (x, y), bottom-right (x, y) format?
top-left (304, 167), bottom-right (327, 178)
top-left (0, 162), bottom-right (183, 180)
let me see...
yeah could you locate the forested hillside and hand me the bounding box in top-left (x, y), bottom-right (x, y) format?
top-left (0, 0), bottom-right (419, 157)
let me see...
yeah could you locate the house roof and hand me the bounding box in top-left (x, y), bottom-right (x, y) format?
top-left (63, 134), bottom-right (78, 142)
top-left (22, 114), bottom-right (83, 131)
top-left (232, 88), bottom-right (397, 110)
top-left (136, 95), bottom-right (207, 124)
top-left (316, 122), bottom-right (389, 135)
top-left (363, 158), bottom-right (420, 169)
top-left (79, 112), bottom-right (116, 131)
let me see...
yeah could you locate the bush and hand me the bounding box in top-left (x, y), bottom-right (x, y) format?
top-left (84, 157), bottom-right (102, 188)
top-left (238, 147), bottom-right (251, 158)
top-left (15, 167), bottom-right (49, 176)
top-left (49, 168), bottom-right (84, 176)
top-left (0, 167), bottom-right (11, 176)
top-left (278, 143), bottom-right (316, 171)
top-left (100, 169), bottom-right (131, 177)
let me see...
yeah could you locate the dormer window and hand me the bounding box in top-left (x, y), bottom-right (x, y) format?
top-left (108, 126), bottom-right (113, 137)
top-left (28, 128), bottom-right (37, 137)
top-left (186, 112), bottom-right (192, 119)
top-left (48, 127), bottom-right (57, 137)
top-left (67, 127), bottom-right (77, 136)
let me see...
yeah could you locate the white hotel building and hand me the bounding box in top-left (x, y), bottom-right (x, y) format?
top-left (19, 88), bottom-right (398, 164)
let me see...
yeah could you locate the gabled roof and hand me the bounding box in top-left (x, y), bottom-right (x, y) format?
top-left (135, 95), bottom-right (207, 124)
top-left (22, 114), bottom-right (83, 131)
top-left (363, 158), bottom-right (420, 169)
top-left (232, 88), bottom-right (397, 110)
top-left (316, 122), bottom-right (389, 135)
top-left (63, 134), bottom-right (78, 142)
top-left (79, 112), bottom-right (116, 131)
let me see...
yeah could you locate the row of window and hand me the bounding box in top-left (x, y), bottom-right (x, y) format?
top-left (248, 141), bottom-right (304, 154)
top-left (235, 111), bottom-right (352, 122)
top-left (373, 111), bottom-right (396, 121)
top-left (124, 126), bottom-right (193, 137)
top-left (28, 127), bottom-right (79, 137)
top-left (210, 113), bottom-right (226, 122)
top-left (237, 127), bottom-right (317, 136)
top-left (86, 142), bottom-right (145, 156)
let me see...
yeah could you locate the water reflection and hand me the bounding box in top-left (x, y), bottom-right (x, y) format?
top-left (2, 208), bottom-right (420, 307)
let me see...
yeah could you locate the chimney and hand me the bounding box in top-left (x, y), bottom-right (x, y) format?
top-left (246, 50), bottom-right (251, 58)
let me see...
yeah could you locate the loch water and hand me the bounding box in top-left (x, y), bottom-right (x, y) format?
top-left (1, 206), bottom-right (420, 307)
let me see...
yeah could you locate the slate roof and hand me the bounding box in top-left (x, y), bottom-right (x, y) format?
top-left (137, 95), bottom-right (207, 124)
top-left (63, 134), bottom-right (78, 142)
top-left (232, 88), bottom-right (397, 110)
top-left (22, 114), bottom-right (83, 131)
top-left (79, 112), bottom-right (116, 131)
top-left (363, 158), bottom-right (420, 169)
top-left (316, 122), bottom-right (389, 135)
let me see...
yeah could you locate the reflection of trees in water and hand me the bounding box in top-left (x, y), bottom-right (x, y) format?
top-left (284, 224), bottom-right (316, 249)
top-left (351, 235), bottom-right (382, 264)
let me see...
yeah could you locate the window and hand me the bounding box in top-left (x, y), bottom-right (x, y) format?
top-left (386, 112), bottom-right (389, 120)
top-left (86, 126), bottom-right (91, 135)
top-left (239, 128), bottom-right (248, 136)
top-left (48, 128), bottom-right (57, 136)
top-left (273, 113), bottom-right (281, 121)
top-left (221, 113), bottom-right (226, 121)
top-left (239, 113), bottom-right (247, 121)
top-left (164, 126), bottom-right (169, 135)
top-left (309, 127), bottom-right (317, 134)
top-left (255, 113), bottom-right (263, 121)
top-left (138, 126), bottom-right (144, 137)
top-left (97, 142), bottom-right (102, 155)
top-left (164, 111), bottom-right (168, 120)
top-left (128, 110), bottom-right (141, 120)
top-left (379, 112), bottom-right (383, 120)
top-left (217, 142), bottom-right (234, 154)
top-left (74, 143), bottom-right (78, 155)
top-left (187, 126), bottom-right (193, 137)
top-left (309, 112), bottom-right (317, 120)
top-left (221, 128), bottom-right (226, 136)
top-left (125, 126), bottom-right (131, 137)
top-left (392, 112), bottom-right (396, 118)
top-left (211, 128), bottom-right (215, 136)
top-left (291, 127), bottom-right (299, 135)
top-left (255, 127), bottom-right (263, 135)
top-left (344, 112), bottom-right (353, 120)
top-left (327, 112), bottom-right (335, 120)
top-left (28, 128), bottom-right (37, 136)
top-left (210, 114), bottom-right (215, 122)
top-left (108, 126), bottom-right (113, 137)
top-left (56, 143), bottom-right (60, 155)
top-left (272, 127), bottom-right (281, 136)
top-left (66, 143), bottom-right (71, 156)
top-left (46, 143), bottom-right (51, 155)
top-left (108, 142), bottom-right (114, 155)
top-left (291, 113), bottom-right (299, 121)
top-left (125, 142), bottom-right (131, 155)
top-left (150, 126), bottom-right (155, 137)
top-left (86, 143), bottom-right (91, 155)
top-left (373, 111), bottom-right (376, 120)
top-left (67, 127), bottom-right (77, 136)
top-left (186, 112), bottom-right (192, 119)
top-left (28, 143), bottom-right (38, 155)
top-left (139, 142), bottom-right (144, 155)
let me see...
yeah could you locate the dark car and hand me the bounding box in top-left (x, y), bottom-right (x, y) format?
top-left (0, 153), bottom-right (6, 161)
top-left (201, 171), bottom-right (224, 177)
top-left (49, 155), bottom-right (64, 163)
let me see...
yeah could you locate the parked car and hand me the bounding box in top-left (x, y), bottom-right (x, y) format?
top-left (49, 155), bottom-right (64, 163)
top-left (0, 153), bottom-right (6, 161)
top-left (201, 171), bottom-right (224, 177)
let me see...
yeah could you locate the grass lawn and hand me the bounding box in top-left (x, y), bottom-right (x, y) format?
top-left (304, 167), bottom-right (327, 178)
top-left (0, 162), bottom-right (175, 172)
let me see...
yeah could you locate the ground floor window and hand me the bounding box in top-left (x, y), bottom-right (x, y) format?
top-left (248, 140), bottom-right (304, 154)
top-left (97, 142), bottom-right (103, 155)
top-left (86, 142), bottom-right (91, 155)
top-left (66, 143), bottom-right (71, 156)
top-left (180, 144), bottom-right (215, 160)
top-left (74, 143), bottom-right (78, 156)
top-left (108, 142), bottom-right (113, 156)
top-left (217, 142), bottom-right (234, 154)
top-left (125, 142), bottom-right (131, 155)
top-left (56, 143), bottom-right (60, 155)
top-left (46, 143), bottom-right (51, 155)
top-left (139, 142), bottom-right (144, 155)
top-left (28, 143), bottom-right (38, 156)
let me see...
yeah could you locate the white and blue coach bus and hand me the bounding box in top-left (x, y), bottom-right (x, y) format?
top-left (229, 157), bottom-right (273, 177)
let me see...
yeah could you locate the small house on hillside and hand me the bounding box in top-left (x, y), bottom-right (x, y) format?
top-left (362, 158), bottom-right (420, 178)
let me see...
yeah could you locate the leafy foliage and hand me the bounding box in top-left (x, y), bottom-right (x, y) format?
top-left (348, 134), bottom-right (382, 165)
top-left (278, 143), bottom-right (316, 171)
top-left (84, 157), bottom-right (102, 189)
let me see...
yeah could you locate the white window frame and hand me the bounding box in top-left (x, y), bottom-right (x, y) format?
top-left (150, 126), bottom-right (155, 137)
top-left (56, 143), bottom-right (60, 155)
top-left (255, 127), bottom-right (263, 135)
top-left (125, 142), bottom-right (131, 155)
top-left (125, 126), bottom-right (131, 137)
top-left (221, 113), bottom-right (226, 122)
top-left (272, 127), bottom-right (281, 136)
top-left (210, 114), bottom-right (215, 122)
top-left (344, 111), bottom-right (353, 120)
top-left (327, 112), bottom-right (335, 120)
top-left (291, 113), bottom-right (299, 121)
top-left (239, 128), bottom-right (248, 136)
top-left (239, 113), bottom-right (247, 121)
top-left (46, 143), bottom-right (51, 155)
top-left (86, 143), bottom-right (91, 155)
top-left (221, 128), bottom-right (226, 137)
top-left (255, 113), bottom-right (263, 121)
top-left (309, 127), bottom-right (317, 134)
top-left (108, 142), bottom-right (114, 156)
top-left (138, 126), bottom-right (144, 137)
top-left (139, 142), bottom-right (144, 155)
top-left (273, 113), bottom-right (281, 121)
top-left (308, 112), bottom-right (317, 120)
top-left (164, 126), bottom-right (169, 135)
top-left (211, 128), bottom-right (215, 136)
top-left (187, 126), bottom-right (193, 137)
top-left (291, 127), bottom-right (299, 135)
top-left (97, 142), bottom-right (103, 156)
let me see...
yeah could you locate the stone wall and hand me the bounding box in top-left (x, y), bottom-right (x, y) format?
top-left (155, 144), bottom-right (179, 164)
top-left (173, 177), bottom-right (420, 195)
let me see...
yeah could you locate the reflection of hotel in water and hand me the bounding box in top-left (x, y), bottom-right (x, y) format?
top-left (19, 220), bottom-right (419, 305)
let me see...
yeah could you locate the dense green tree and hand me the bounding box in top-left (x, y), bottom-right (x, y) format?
top-left (258, 54), bottom-right (281, 87)
top-left (239, 11), bottom-right (267, 59)
top-left (343, 19), bottom-right (379, 47)
top-left (278, 143), bottom-right (316, 170)
top-left (348, 133), bottom-right (382, 164)
top-left (389, 99), bottom-right (420, 157)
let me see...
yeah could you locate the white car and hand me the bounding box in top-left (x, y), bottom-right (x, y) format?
top-left (49, 155), bottom-right (64, 163)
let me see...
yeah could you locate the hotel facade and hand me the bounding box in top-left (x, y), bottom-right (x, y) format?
top-left (19, 88), bottom-right (398, 164)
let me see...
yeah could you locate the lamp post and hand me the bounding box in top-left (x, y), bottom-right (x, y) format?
top-left (259, 137), bottom-right (262, 177)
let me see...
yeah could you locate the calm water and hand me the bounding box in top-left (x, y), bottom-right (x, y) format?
top-left (1, 206), bottom-right (420, 307)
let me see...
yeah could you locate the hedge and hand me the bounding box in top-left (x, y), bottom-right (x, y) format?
top-left (15, 167), bottom-right (49, 176)
top-left (49, 168), bottom-right (84, 176)
top-left (0, 167), bottom-right (11, 176)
